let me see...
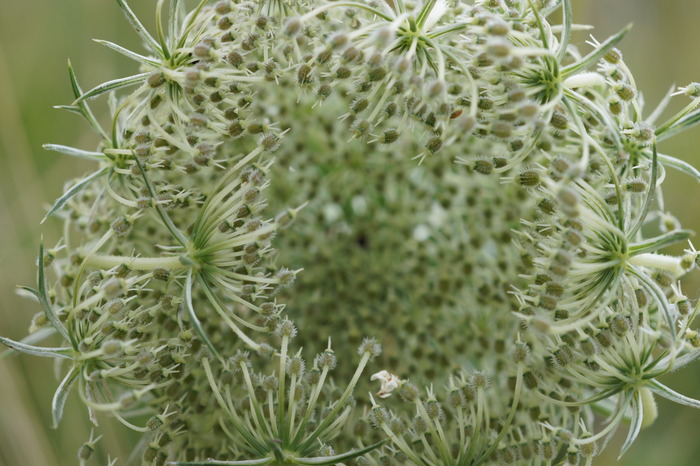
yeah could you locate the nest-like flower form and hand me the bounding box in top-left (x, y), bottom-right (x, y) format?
top-left (4, 1), bottom-right (700, 464)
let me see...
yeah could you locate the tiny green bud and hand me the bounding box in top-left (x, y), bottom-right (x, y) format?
top-left (111, 216), bottom-right (132, 237)
top-left (615, 83), bottom-right (636, 101)
top-left (603, 47), bottom-right (622, 64)
top-left (287, 356), bottom-right (305, 376)
top-left (78, 443), bottom-right (94, 460)
top-left (469, 371), bottom-right (490, 389)
top-left (148, 72), bottom-right (165, 88)
top-left (512, 342), bottom-right (530, 363)
top-left (275, 318), bottom-right (297, 339)
top-left (315, 349), bottom-right (337, 369)
top-left (518, 168), bottom-right (541, 187)
top-left (101, 339), bottom-right (122, 357)
top-left (368, 405), bottom-right (389, 428)
top-left (474, 157), bottom-right (494, 175)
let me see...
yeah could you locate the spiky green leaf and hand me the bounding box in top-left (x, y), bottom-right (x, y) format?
top-left (66, 60), bottom-right (109, 140)
top-left (648, 379), bottom-right (700, 408)
top-left (42, 166), bottom-right (110, 223)
top-left (52, 365), bottom-right (79, 428)
top-left (562, 24), bottom-right (631, 78)
top-left (658, 108), bottom-right (700, 141)
top-left (0, 327), bottom-right (56, 360)
top-left (30, 243), bottom-right (73, 346)
top-left (657, 152), bottom-right (700, 182)
top-left (174, 458), bottom-right (272, 465)
top-left (133, 155), bottom-right (189, 247)
top-left (292, 441), bottom-right (387, 464)
top-left (629, 229), bottom-right (694, 256)
top-left (619, 390), bottom-right (644, 459)
top-left (155, 0), bottom-right (171, 59)
top-left (52, 105), bottom-right (82, 115)
top-left (627, 143), bottom-right (658, 238)
top-left (0, 336), bottom-right (72, 359)
top-left (116, 0), bottom-right (163, 55)
top-left (73, 73), bottom-right (149, 104)
top-left (185, 271), bottom-right (221, 358)
top-left (43, 144), bottom-right (106, 162)
top-left (93, 39), bottom-right (160, 67)
top-left (628, 265), bottom-right (676, 340)
top-left (557, 0), bottom-right (573, 60)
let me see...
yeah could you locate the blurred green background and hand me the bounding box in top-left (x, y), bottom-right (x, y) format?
top-left (0, 1), bottom-right (698, 464)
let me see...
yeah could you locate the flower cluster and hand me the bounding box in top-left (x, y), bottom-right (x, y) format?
top-left (3, 0), bottom-right (700, 464)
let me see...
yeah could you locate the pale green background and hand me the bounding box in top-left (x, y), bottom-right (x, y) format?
top-left (0, 1), bottom-right (698, 464)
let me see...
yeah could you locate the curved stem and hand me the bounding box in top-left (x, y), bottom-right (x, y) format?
top-left (84, 253), bottom-right (185, 271)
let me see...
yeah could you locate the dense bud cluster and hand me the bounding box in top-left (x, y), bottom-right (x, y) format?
top-left (4, 0), bottom-right (700, 464)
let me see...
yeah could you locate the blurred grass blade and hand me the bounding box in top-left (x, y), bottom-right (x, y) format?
top-left (52, 365), bottom-right (79, 428)
top-left (93, 39), bottom-right (160, 66)
top-left (43, 144), bottom-right (106, 162)
top-left (117, 0), bottom-right (163, 55)
top-left (73, 73), bottom-right (149, 104)
top-left (0, 336), bottom-right (72, 359)
top-left (42, 166), bottom-right (110, 223)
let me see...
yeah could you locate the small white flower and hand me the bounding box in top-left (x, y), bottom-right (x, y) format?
top-left (370, 370), bottom-right (401, 398)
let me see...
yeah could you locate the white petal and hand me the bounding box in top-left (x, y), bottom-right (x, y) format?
top-left (424, 0), bottom-right (448, 31)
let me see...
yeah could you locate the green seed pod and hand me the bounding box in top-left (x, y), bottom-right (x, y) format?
top-left (518, 168), bottom-right (541, 187)
top-left (604, 47), bottom-right (622, 64)
top-left (368, 406), bottom-right (389, 428)
top-left (615, 83), bottom-right (636, 101)
top-left (111, 216), bottom-right (132, 237)
top-left (522, 371), bottom-right (539, 390)
top-left (77, 443), bottom-right (94, 461)
top-left (357, 337), bottom-right (382, 359)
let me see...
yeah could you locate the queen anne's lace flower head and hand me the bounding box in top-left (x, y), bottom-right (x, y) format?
top-left (4, 0), bottom-right (700, 464)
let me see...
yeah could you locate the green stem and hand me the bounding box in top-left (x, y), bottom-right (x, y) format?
top-left (278, 335), bottom-right (288, 442)
top-left (299, 352), bottom-right (371, 451)
top-left (202, 358), bottom-right (268, 453)
top-left (475, 365), bottom-right (524, 465)
top-left (557, 0), bottom-right (572, 61)
top-left (84, 254), bottom-right (186, 271)
top-left (293, 366), bottom-right (330, 443)
top-left (628, 253), bottom-right (684, 277)
top-left (629, 229), bottom-right (693, 256)
top-left (300, 2), bottom-right (393, 22)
